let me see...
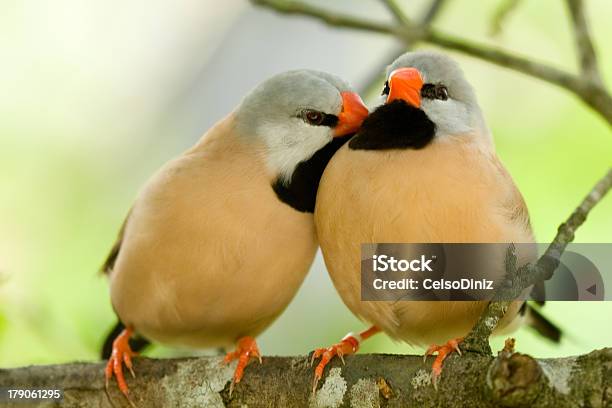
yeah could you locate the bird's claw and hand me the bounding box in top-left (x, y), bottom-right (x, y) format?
top-left (310, 335), bottom-right (359, 394)
top-left (423, 337), bottom-right (464, 389)
top-left (223, 336), bottom-right (262, 396)
top-left (104, 328), bottom-right (138, 407)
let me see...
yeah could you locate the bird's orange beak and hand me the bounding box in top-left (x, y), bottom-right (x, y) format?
top-left (334, 92), bottom-right (369, 137)
top-left (386, 67), bottom-right (423, 108)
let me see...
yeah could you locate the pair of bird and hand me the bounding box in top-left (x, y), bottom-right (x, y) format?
top-left (100, 51), bottom-right (559, 401)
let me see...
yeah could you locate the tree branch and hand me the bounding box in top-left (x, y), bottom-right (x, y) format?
top-left (251, 0), bottom-right (612, 125)
top-left (462, 168), bottom-right (612, 354)
top-left (565, 0), bottom-right (602, 85)
top-left (424, 30), bottom-right (576, 90)
top-left (2, 348), bottom-right (610, 407)
top-left (250, 0), bottom-right (398, 35)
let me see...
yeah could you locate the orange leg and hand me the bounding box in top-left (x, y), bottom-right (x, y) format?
top-left (424, 336), bottom-right (464, 389)
top-left (223, 336), bottom-right (262, 395)
top-left (104, 327), bottom-right (138, 407)
top-left (311, 326), bottom-right (380, 393)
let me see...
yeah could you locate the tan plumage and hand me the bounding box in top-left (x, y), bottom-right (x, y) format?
top-left (315, 133), bottom-right (534, 345)
top-left (100, 70), bottom-right (369, 398)
top-left (314, 51), bottom-right (544, 350)
top-left (308, 53), bottom-right (560, 390)
top-left (108, 113), bottom-right (317, 347)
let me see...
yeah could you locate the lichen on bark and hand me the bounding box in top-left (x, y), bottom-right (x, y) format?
top-left (1, 348), bottom-right (609, 407)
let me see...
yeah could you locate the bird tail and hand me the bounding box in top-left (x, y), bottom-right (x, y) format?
top-left (523, 303), bottom-right (562, 343)
top-left (101, 320), bottom-right (151, 359)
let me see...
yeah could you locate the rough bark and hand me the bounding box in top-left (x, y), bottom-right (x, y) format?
top-left (1, 347), bottom-right (610, 407)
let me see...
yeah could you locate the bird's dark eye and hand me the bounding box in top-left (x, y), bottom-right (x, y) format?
top-left (299, 110), bottom-right (338, 127)
top-left (435, 85), bottom-right (449, 100)
top-left (421, 83), bottom-right (449, 100)
top-left (421, 84), bottom-right (436, 99)
top-left (381, 81), bottom-right (390, 96)
top-left (303, 110), bottom-right (325, 125)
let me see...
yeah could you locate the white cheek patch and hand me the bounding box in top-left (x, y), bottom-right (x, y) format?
top-left (422, 99), bottom-right (473, 137)
top-left (258, 120), bottom-right (332, 182)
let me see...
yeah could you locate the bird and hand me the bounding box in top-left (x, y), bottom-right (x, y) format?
top-left (100, 69), bottom-right (368, 402)
top-left (312, 51), bottom-right (559, 390)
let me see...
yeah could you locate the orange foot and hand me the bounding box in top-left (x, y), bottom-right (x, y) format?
top-left (223, 336), bottom-right (262, 395)
top-left (424, 336), bottom-right (464, 389)
top-left (311, 326), bottom-right (380, 394)
top-left (105, 327), bottom-right (138, 407)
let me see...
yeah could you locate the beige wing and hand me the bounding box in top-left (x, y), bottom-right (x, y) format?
top-left (490, 155), bottom-right (533, 238)
top-left (488, 154), bottom-right (547, 335)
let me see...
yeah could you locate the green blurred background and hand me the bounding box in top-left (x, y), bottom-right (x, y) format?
top-left (0, 0), bottom-right (610, 367)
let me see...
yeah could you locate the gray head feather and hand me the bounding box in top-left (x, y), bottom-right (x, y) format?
top-left (235, 70), bottom-right (353, 180)
top-left (387, 51), bottom-right (490, 141)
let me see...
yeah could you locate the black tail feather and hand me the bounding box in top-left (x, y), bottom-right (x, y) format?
top-left (101, 321), bottom-right (151, 360)
top-left (526, 305), bottom-right (562, 343)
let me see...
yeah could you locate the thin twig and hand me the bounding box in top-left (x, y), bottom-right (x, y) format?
top-left (420, 0), bottom-right (447, 26)
top-left (251, 0), bottom-right (612, 125)
top-left (250, 0), bottom-right (399, 35)
top-left (462, 168), bottom-right (612, 354)
top-left (424, 29), bottom-right (580, 92)
top-left (490, 0), bottom-right (523, 36)
top-left (565, 0), bottom-right (602, 85)
top-left (535, 167), bottom-right (612, 279)
top-left (359, 0), bottom-right (448, 96)
top-left (358, 46), bottom-right (403, 96)
top-left (380, 0), bottom-right (413, 27)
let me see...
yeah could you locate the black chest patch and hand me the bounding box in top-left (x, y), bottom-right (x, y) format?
top-left (348, 100), bottom-right (435, 151)
top-left (272, 136), bottom-right (351, 213)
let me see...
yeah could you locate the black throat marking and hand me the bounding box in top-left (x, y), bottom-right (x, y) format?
top-left (272, 135), bottom-right (351, 213)
top-left (348, 99), bottom-right (435, 151)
